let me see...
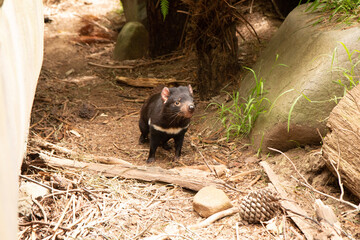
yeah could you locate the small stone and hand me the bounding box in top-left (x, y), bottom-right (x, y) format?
top-left (193, 186), bottom-right (233, 218)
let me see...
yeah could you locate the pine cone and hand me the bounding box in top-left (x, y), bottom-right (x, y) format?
top-left (239, 188), bottom-right (280, 223)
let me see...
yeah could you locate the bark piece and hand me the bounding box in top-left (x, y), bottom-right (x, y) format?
top-left (322, 85), bottom-right (360, 198)
top-left (314, 199), bottom-right (342, 240)
top-left (260, 161), bottom-right (317, 240)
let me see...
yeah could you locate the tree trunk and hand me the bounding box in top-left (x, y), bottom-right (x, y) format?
top-left (146, 0), bottom-right (188, 58)
top-left (322, 85), bottom-right (360, 199)
top-left (196, 23), bottom-right (238, 99)
top-left (186, 0), bottom-right (239, 100)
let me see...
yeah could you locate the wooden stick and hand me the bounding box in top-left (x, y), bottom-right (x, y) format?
top-left (188, 207), bottom-right (239, 230)
top-left (20, 175), bottom-right (60, 192)
top-left (228, 169), bottom-right (260, 181)
top-left (53, 195), bottom-right (75, 232)
top-left (32, 196), bottom-right (48, 222)
top-left (88, 62), bottom-right (134, 69)
top-left (248, 175), bottom-right (261, 187)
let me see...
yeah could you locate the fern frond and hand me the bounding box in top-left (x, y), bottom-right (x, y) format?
top-left (160, 0), bottom-right (169, 20)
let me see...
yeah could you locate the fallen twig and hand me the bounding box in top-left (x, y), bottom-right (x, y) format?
top-left (188, 207), bottom-right (239, 230)
top-left (53, 195), bottom-right (75, 232)
top-left (190, 140), bottom-right (217, 177)
top-left (228, 169), bottom-right (260, 182)
top-left (248, 175), bottom-right (261, 187)
top-left (32, 196), bottom-right (48, 222)
top-left (88, 62), bottom-right (134, 69)
top-left (20, 175), bottom-right (60, 192)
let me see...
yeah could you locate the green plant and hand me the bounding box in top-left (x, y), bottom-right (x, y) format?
top-left (160, 0), bottom-right (169, 20)
top-left (305, 0), bottom-right (360, 23)
top-left (210, 67), bottom-right (270, 140)
top-left (332, 42), bottom-right (360, 92)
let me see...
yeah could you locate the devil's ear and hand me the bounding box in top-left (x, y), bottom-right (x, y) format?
top-left (188, 85), bottom-right (193, 96)
top-left (161, 87), bottom-right (170, 103)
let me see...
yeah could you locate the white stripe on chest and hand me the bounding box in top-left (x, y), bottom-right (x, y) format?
top-left (149, 118), bottom-right (189, 135)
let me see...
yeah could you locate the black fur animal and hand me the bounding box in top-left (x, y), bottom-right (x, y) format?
top-left (139, 85), bottom-right (195, 163)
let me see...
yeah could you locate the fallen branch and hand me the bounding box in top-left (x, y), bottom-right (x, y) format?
top-left (36, 152), bottom-right (224, 192)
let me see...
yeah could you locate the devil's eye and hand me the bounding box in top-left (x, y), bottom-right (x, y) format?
top-left (174, 101), bottom-right (181, 106)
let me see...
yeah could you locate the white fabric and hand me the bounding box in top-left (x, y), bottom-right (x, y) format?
top-left (0, 0), bottom-right (43, 239)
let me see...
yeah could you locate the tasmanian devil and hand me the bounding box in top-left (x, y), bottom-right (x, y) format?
top-left (139, 85), bottom-right (195, 163)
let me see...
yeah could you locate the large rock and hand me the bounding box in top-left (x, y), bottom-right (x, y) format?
top-left (239, 4), bottom-right (360, 152)
top-left (114, 21), bottom-right (149, 60)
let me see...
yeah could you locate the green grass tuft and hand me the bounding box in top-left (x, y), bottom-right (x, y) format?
top-left (210, 67), bottom-right (270, 140)
top-left (305, 0), bottom-right (360, 23)
top-left (332, 42), bottom-right (360, 92)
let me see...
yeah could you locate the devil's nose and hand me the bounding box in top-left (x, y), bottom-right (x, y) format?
top-left (188, 104), bottom-right (195, 113)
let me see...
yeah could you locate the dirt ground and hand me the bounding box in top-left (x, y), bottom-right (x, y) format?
top-left (19, 0), bottom-right (359, 239)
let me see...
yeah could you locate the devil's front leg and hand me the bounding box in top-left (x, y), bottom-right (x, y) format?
top-left (146, 129), bottom-right (163, 163)
top-left (173, 130), bottom-right (186, 160)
